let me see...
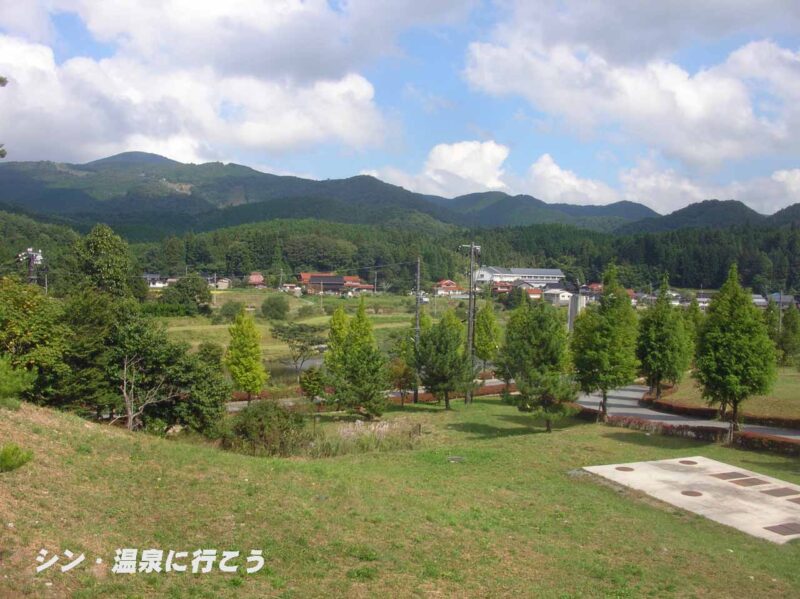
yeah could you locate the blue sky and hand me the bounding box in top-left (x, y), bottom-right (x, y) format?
top-left (1, 1), bottom-right (799, 214)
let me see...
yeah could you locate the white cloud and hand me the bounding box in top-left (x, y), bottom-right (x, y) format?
top-left (0, 1), bottom-right (474, 163)
top-left (524, 154), bottom-right (618, 205)
top-left (368, 140), bottom-right (509, 196)
top-left (465, 3), bottom-right (800, 172)
top-left (619, 159), bottom-right (800, 214)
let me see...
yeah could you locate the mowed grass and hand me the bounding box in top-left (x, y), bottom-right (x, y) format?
top-left (1, 399), bottom-right (799, 598)
top-left (669, 368), bottom-right (800, 420)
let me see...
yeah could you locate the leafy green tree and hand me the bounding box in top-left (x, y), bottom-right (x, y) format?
top-left (389, 356), bottom-right (415, 406)
top-left (271, 322), bottom-right (325, 380)
top-left (778, 304), bottom-right (800, 365)
top-left (171, 355), bottom-right (230, 437)
top-left (325, 298), bottom-right (387, 418)
top-left (636, 277), bottom-right (692, 400)
top-left (196, 341), bottom-right (225, 369)
top-left (67, 224), bottom-right (134, 297)
top-left (299, 367), bottom-right (325, 404)
top-left (695, 264), bottom-right (776, 437)
top-left (218, 300), bottom-right (245, 323)
top-left (160, 273), bottom-right (211, 314)
top-left (763, 299), bottom-right (781, 346)
top-left (474, 302), bottom-right (501, 373)
top-left (0, 355), bottom-right (34, 410)
top-left (225, 241), bottom-right (252, 277)
top-left (0, 277), bottom-right (69, 399)
top-left (225, 311), bottom-right (268, 405)
top-left (323, 304), bottom-right (349, 382)
top-left (418, 310), bottom-right (470, 410)
top-left (262, 294), bottom-right (289, 320)
top-left (505, 301), bottom-right (577, 432)
top-left (571, 265), bottom-right (638, 421)
top-left (59, 291), bottom-right (135, 418)
top-left (683, 297), bottom-right (704, 351)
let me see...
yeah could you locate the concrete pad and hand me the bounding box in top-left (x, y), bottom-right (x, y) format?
top-left (584, 456), bottom-right (800, 544)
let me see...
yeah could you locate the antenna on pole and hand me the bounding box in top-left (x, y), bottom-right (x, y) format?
top-left (17, 248), bottom-right (43, 285)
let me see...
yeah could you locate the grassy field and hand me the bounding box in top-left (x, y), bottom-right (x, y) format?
top-left (1, 398), bottom-right (799, 597)
top-left (668, 368), bottom-right (800, 420)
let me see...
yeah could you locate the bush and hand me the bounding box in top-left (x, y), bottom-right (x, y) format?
top-left (219, 301), bottom-right (245, 323)
top-left (262, 295), bottom-right (290, 320)
top-left (224, 401), bottom-right (309, 456)
top-left (0, 356), bottom-right (34, 410)
top-left (140, 302), bottom-right (193, 316)
top-left (297, 304), bottom-right (318, 319)
top-left (0, 443), bottom-right (33, 472)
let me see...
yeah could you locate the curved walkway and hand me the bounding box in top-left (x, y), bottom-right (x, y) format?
top-left (576, 385), bottom-right (800, 442)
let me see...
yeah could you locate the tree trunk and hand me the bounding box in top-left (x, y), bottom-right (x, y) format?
top-left (444, 391), bottom-right (451, 411)
top-left (597, 390), bottom-right (608, 423)
top-left (545, 418), bottom-right (552, 433)
top-left (247, 392), bottom-right (252, 407)
top-left (656, 380), bottom-right (662, 401)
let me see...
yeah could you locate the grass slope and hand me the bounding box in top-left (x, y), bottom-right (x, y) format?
top-left (668, 368), bottom-right (800, 420)
top-left (1, 399), bottom-right (799, 597)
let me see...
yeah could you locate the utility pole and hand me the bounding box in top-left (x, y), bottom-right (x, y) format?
top-left (779, 289), bottom-right (784, 335)
top-left (279, 268), bottom-right (284, 289)
top-left (413, 255), bottom-right (421, 404)
top-left (373, 270), bottom-right (378, 295)
top-left (460, 243), bottom-right (481, 404)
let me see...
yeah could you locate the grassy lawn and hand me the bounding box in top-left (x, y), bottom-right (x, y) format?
top-left (1, 399), bottom-right (799, 597)
top-left (668, 368), bottom-right (800, 420)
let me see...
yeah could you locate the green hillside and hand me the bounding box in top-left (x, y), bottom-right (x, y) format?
top-left (2, 400), bottom-right (799, 597)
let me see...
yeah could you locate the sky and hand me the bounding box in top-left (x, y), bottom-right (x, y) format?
top-left (1, 1), bottom-right (799, 215)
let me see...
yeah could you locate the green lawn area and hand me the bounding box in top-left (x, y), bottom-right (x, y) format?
top-left (2, 399), bottom-right (799, 597)
top-left (668, 368), bottom-right (800, 420)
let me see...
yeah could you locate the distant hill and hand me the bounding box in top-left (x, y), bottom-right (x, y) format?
top-left (616, 199), bottom-right (768, 234)
top-left (0, 152), bottom-right (664, 238)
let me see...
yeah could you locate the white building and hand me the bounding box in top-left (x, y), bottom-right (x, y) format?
top-left (544, 289), bottom-right (573, 307)
top-left (474, 267), bottom-right (565, 288)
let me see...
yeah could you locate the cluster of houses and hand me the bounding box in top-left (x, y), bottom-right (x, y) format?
top-left (143, 266), bottom-right (800, 311)
top-left (434, 267), bottom-right (575, 307)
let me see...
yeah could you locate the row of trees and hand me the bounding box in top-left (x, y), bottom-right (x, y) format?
top-left (0, 225), bottom-right (231, 435)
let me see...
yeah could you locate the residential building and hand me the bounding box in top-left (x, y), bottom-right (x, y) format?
top-left (544, 288), bottom-right (573, 306)
top-left (247, 272), bottom-right (266, 287)
top-left (433, 279), bottom-right (464, 297)
top-left (752, 294), bottom-right (768, 309)
top-left (474, 266), bottom-right (565, 288)
top-left (215, 277), bottom-right (231, 290)
top-left (142, 273), bottom-right (167, 289)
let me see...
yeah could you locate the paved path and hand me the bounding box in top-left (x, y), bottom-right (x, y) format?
top-left (576, 385), bottom-right (800, 442)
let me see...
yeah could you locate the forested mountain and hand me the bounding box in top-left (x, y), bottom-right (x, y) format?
top-left (616, 199), bottom-right (767, 234)
top-left (0, 152), bottom-right (656, 235)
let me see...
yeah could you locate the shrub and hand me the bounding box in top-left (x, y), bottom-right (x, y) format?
top-left (0, 356), bottom-right (34, 411)
top-left (219, 301), bottom-right (245, 322)
top-left (307, 419), bottom-right (421, 458)
top-left (224, 401), bottom-right (309, 456)
top-left (140, 302), bottom-right (193, 316)
top-left (262, 295), bottom-right (289, 320)
top-left (297, 304), bottom-right (318, 319)
top-left (0, 443), bottom-right (33, 472)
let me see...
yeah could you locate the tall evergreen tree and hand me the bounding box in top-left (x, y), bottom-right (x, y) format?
top-left (636, 277), bottom-right (692, 400)
top-left (683, 297), bottom-right (704, 351)
top-left (224, 311), bottom-right (268, 405)
top-left (695, 264), bottom-right (776, 437)
top-left (325, 298), bottom-right (387, 418)
top-left (418, 310), bottom-right (470, 410)
top-left (505, 301), bottom-right (577, 432)
top-left (778, 304), bottom-right (800, 365)
top-left (571, 265), bottom-right (638, 421)
top-left (474, 302), bottom-right (501, 373)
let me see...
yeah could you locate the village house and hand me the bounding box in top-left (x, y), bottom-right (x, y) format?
top-left (544, 288), bottom-right (572, 307)
top-left (142, 273), bottom-right (167, 289)
top-left (511, 279), bottom-right (543, 300)
top-left (433, 279), bottom-right (464, 297)
top-left (474, 266), bottom-right (565, 288)
top-left (247, 272), bottom-right (266, 288)
top-left (300, 273), bottom-right (372, 295)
